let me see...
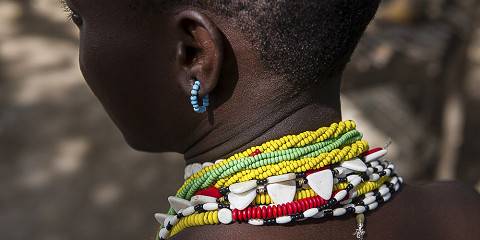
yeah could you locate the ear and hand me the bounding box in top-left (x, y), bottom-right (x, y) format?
top-left (174, 10), bottom-right (224, 99)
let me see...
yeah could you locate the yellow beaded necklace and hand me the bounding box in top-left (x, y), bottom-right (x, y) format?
top-left (155, 120), bottom-right (403, 240)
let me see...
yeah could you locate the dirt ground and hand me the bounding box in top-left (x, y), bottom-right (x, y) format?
top-left (0, 1), bottom-right (479, 240)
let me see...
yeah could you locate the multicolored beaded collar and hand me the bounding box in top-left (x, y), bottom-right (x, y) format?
top-left (154, 120), bottom-right (403, 240)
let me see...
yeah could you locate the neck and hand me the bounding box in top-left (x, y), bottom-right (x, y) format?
top-left (183, 88), bottom-right (342, 164)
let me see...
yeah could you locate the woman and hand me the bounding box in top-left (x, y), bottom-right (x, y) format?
top-left (62, 0), bottom-right (480, 239)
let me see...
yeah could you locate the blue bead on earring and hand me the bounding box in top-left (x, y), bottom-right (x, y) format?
top-left (190, 79), bottom-right (209, 113)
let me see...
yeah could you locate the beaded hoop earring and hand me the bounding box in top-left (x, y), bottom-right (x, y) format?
top-left (190, 79), bottom-right (210, 113)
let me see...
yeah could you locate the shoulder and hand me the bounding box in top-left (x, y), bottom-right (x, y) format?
top-left (171, 181), bottom-right (479, 240)
top-left (413, 180), bottom-right (479, 197)
top-left (369, 181), bottom-right (480, 240)
top-left (399, 181), bottom-right (480, 210)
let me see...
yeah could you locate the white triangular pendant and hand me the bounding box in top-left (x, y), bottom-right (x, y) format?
top-left (267, 173), bottom-right (296, 184)
top-left (267, 180), bottom-right (296, 204)
top-left (229, 180), bottom-right (257, 194)
top-left (306, 169), bottom-right (333, 200)
top-left (168, 196), bottom-right (192, 212)
top-left (228, 188), bottom-right (256, 210)
top-left (340, 158), bottom-right (367, 172)
top-left (154, 213), bottom-right (169, 224)
top-left (184, 164), bottom-right (193, 180)
top-left (190, 163), bottom-right (203, 175)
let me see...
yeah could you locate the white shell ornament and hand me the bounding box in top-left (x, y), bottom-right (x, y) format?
top-left (154, 213), bottom-right (169, 224)
top-left (267, 173), bottom-right (296, 184)
top-left (184, 164), bottom-right (193, 180)
top-left (266, 180), bottom-right (296, 204)
top-left (229, 180), bottom-right (257, 194)
top-left (190, 163), bottom-right (203, 175)
top-left (168, 196), bottom-right (192, 212)
top-left (340, 158), bottom-right (368, 172)
top-left (202, 162), bottom-right (214, 168)
top-left (228, 188), bottom-right (256, 210)
top-left (306, 169), bottom-right (333, 200)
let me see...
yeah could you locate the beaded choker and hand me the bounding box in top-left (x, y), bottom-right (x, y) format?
top-left (154, 120), bottom-right (403, 240)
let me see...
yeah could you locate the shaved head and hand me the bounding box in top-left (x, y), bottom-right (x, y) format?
top-left (66, 0), bottom-right (380, 151)
top-left (153, 0), bottom-right (381, 90)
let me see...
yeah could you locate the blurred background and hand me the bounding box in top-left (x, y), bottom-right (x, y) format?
top-left (0, 0), bottom-right (479, 239)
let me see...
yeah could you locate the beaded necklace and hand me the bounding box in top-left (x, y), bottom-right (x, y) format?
top-left (154, 120), bottom-right (403, 240)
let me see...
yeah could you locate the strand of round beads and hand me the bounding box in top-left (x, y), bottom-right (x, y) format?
top-left (190, 80), bottom-right (209, 113)
top-left (233, 194), bottom-right (330, 222)
top-left (255, 176), bottom-right (403, 226)
top-left (166, 149), bottom-right (388, 218)
top-left (169, 211), bottom-right (219, 236)
top-left (182, 121), bottom-right (353, 184)
top-left (215, 140), bottom-right (368, 188)
top-left (254, 187), bottom-right (319, 205)
top-left (182, 130), bottom-right (362, 201)
top-left (158, 155), bottom-right (397, 236)
top-left (217, 130), bottom-right (363, 181)
top-left (183, 123), bottom-right (358, 180)
top-left (182, 135), bottom-right (364, 203)
top-left (169, 136), bottom-right (366, 215)
top-left (253, 176), bottom-right (390, 205)
top-left (176, 121), bottom-right (358, 201)
top-left (185, 140), bottom-right (368, 208)
top-left (155, 121), bottom-right (404, 240)
top-left (157, 172), bottom-right (402, 239)
top-left (272, 176), bottom-right (400, 225)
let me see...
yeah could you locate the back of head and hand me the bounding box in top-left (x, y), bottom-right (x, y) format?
top-left (157, 0), bottom-right (381, 90)
top-left (71, 0), bottom-right (382, 152)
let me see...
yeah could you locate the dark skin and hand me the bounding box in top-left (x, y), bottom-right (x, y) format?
top-left (175, 182), bottom-right (480, 240)
top-left (63, 0), bottom-right (480, 239)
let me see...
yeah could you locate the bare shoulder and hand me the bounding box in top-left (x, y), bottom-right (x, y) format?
top-left (366, 181), bottom-right (480, 240)
top-left (398, 181), bottom-right (480, 212)
top-left (410, 181), bottom-right (480, 200)
top-left (172, 181), bottom-right (480, 240)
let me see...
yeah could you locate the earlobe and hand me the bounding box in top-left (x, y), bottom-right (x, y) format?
top-left (174, 10), bottom-right (224, 99)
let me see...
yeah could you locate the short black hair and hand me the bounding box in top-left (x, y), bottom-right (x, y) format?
top-left (156, 0), bottom-right (380, 91)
